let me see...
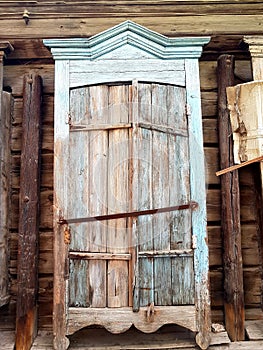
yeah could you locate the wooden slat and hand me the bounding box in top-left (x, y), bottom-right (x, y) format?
top-left (107, 84), bottom-right (129, 308)
top-left (138, 249), bottom-right (193, 257)
top-left (70, 122), bottom-right (131, 131)
top-left (69, 252), bottom-right (131, 260)
top-left (0, 15), bottom-right (263, 39)
top-left (138, 122), bottom-right (188, 137)
top-left (217, 54), bottom-right (244, 341)
top-left (185, 58), bottom-right (210, 349)
top-left (16, 74), bottom-right (42, 350)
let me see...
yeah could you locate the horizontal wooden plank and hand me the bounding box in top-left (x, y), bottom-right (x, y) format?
top-left (243, 267), bottom-right (262, 307)
top-left (70, 123), bottom-right (131, 132)
top-left (138, 249), bottom-right (193, 257)
top-left (1, 1), bottom-right (263, 19)
top-left (0, 15), bottom-right (262, 40)
top-left (67, 306), bottom-right (197, 335)
top-left (203, 118), bottom-right (218, 144)
top-left (4, 64), bottom-right (54, 95)
top-left (206, 189), bottom-right (221, 222)
top-left (246, 320), bottom-right (263, 341)
top-left (69, 252), bottom-right (131, 260)
top-left (204, 147), bottom-right (220, 185)
top-left (138, 122), bottom-right (188, 137)
top-left (69, 60), bottom-right (185, 87)
top-left (201, 91), bottom-right (217, 117)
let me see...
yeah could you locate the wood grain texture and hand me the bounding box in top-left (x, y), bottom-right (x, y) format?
top-left (0, 91), bottom-right (12, 307)
top-left (0, 42), bottom-right (13, 307)
top-left (53, 59), bottom-right (70, 350)
top-left (67, 306), bottom-right (197, 335)
top-left (185, 58), bottom-right (211, 350)
top-left (217, 55), bottom-right (244, 341)
top-left (15, 74), bottom-right (42, 350)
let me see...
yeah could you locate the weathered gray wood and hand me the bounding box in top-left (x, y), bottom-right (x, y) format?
top-left (245, 320), bottom-right (263, 340)
top-left (47, 22), bottom-right (209, 349)
top-left (16, 74), bottom-right (42, 350)
top-left (53, 59), bottom-right (70, 350)
top-left (217, 54), bottom-right (244, 342)
top-left (0, 41), bottom-right (13, 308)
top-left (67, 306), bottom-right (197, 335)
top-left (69, 59), bottom-right (186, 88)
top-left (186, 58), bottom-right (211, 350)
top-left (0, 92), bottom-right (12, 308)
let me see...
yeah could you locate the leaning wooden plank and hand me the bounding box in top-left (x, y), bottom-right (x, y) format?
top-left (15, 74), bottom-right (42, 350)
top-left (217, 54), bottom-right (244, 341)
top-left (216, 156), bottom-right (263, 176)
top-left (0, 92), bottom-right (12, 307)
top-left (0, 41), bottom-right (13, 307)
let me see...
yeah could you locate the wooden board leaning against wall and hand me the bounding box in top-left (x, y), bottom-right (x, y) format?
top-left (3, 39), bottom-right (261, 330)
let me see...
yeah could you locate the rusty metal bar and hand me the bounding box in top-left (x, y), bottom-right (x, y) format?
top-left (58, 201), bottom-right (198, 225)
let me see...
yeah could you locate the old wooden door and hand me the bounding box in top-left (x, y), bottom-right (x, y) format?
top-left (44, 20), bottom-right (210, 350)
top-left (65, 80), bottom-right (195, 333)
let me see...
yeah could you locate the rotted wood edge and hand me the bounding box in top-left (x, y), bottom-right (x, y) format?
top-left (0, 41), bottom-right (13, 307)
top-left (217, 54), bottom-right (245, 341)
top-left (15, 73), bottom-right (43, 350)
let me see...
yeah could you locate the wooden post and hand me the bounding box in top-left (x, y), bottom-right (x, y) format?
top-left (16, 74), bottom-right (42, 350)
top-left (0, 41), bottom-right (13, 307)
top-left (217, 54), bottom-right (245, 341)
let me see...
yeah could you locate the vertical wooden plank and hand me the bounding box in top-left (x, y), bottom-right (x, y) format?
top-left (152, 84), bottom-right (171, 306)
top-left (218, 54), bottom-right (244, 341)
top-left (68, 87), bottom-right (91, 252)
top-left (53, 60), bottom-right (70, 350)
top-left (129, 81), bottom-right (140, 311)
top-left (0, 92), bottom-right (11, 307)
top-left (15, 74), bottom-right (42, 350)
top-left (167, 85), bottom-right (195, 305)
top-left (185, 58), bottom-right (211, 350)
top-left (107, 85), bottom-right (129, 307)
top-left (69, 260), bottom-right (88, 307)
top-left (136, 83), bottom-right (154, 307)
top-left (172, 257), bottom-right (195, 305)
top-left (0, 42), bottom-right (13, 308)
top-left (86, 85), bottom-right (108, 308)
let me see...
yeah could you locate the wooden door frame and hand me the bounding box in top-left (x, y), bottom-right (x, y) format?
top-left (44, 21), bottom-right (211, 350)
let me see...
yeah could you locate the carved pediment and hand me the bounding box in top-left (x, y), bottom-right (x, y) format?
top-left (44, 20), bottom-right (209, 60)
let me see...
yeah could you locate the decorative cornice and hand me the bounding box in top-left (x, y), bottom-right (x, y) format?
top-left (44, 20), bottom-right (210, 60)
top-left (244, 36), bottom-right (263, 58)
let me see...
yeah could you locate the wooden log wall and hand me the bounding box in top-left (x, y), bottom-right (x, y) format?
top-left (3, 39), bottom-right (260, 329)
top-left (0, 0), bottom-right (262, 330)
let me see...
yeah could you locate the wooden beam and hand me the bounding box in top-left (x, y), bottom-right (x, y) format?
top-left (217, 54), bottom-right (245, 341)
top-left (16, 74), bottom-right (42, 350)
top-left (0, 41), bottom-right (13, 307)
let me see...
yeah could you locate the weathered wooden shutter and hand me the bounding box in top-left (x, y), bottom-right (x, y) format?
top-left (67, 81), bottom-right (194, 314)
top-left (44, 21), bottom-right (211, 350)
